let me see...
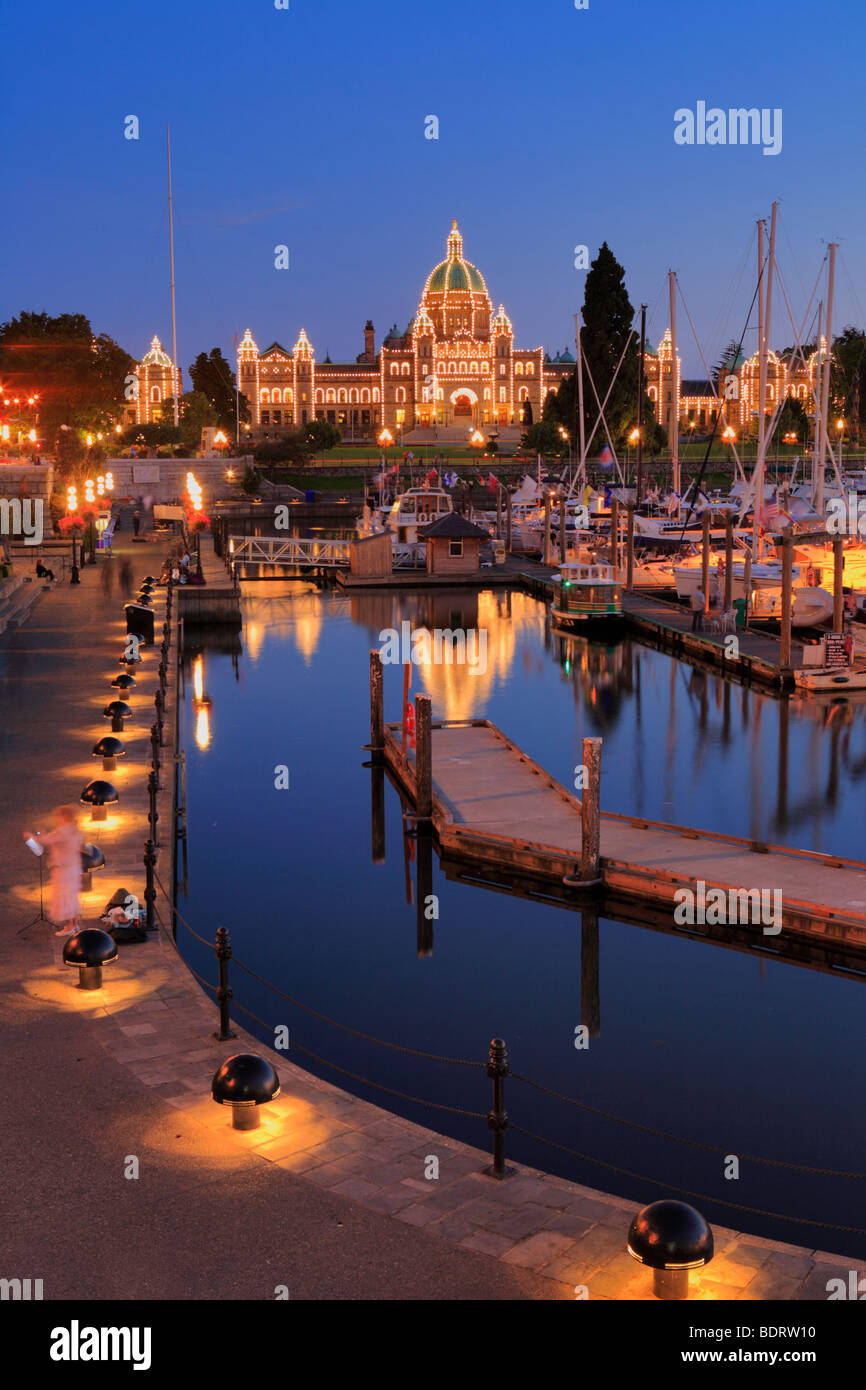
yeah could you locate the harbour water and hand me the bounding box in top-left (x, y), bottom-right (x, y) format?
top-left (177, 582), bottom-right (866, 1258)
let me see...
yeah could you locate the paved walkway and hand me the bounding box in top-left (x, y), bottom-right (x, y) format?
top-left (1, 516), bottom-right (862, 1300)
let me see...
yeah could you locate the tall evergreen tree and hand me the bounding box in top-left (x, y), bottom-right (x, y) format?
top-left (552, 243), bottom-right (649, 452)
top-left (189, 348), bottom-right (250, 430)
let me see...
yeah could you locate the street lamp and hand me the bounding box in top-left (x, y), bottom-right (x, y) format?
top-left (837, 418), bottom-right (845, 469)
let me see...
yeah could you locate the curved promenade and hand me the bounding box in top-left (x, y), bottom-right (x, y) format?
top-left (1, 519), bottom-right (860, 1301)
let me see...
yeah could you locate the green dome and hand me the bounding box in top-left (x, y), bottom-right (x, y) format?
top-left (427, 259), bottom-right (485, 294)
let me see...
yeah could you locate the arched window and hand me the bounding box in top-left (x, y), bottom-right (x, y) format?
top-left (272, 389), bottom-right (281, 404)
top-left (349, 388), bottom-right (359, 403)
top-left (396, 386), bottom-right (406, 403)
top-left (481, 361), bottom-right (490, 374)
top-left (314, 389), bottom-right (324, 403)
top-left (326, 388), bottom-right (336, 403)
top-left (470, 360), bottom-right (478, 373)
top-left (515, 362), bottom-right (524, 375)
top-left (483, 388), bottom-right (490, 400)
top-left (286, 389), bottom-right (293, 403)
top-left (373, 388), bottom-right (380, 403)
top-left (448, 362), bottom-right (456, 374)
top-left (499, 387), bottom-right (506, 402)
top-left (389, 363), bottom-right (398, 376)
top-left (150, 386), bottom-right (161, 402)
top-left (361, 388), bottom-right (370, 403)
top-left (648, 387), bottom-right (657, 402)
top-left (338, 388), bottom-right (347, 403)
top-left (401, 362), bottom-right (410, 376)
top-left (260, 389), bottom-right (270, 404)
top-left (526, 362), bottom-right (535, 375)
top-left (499, 364), bottom-right (506, 376)
top-left (519, 386), bottom-right (529, 401)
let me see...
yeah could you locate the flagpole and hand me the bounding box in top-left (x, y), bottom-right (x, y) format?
top-left (235, 327), bottom-right (240, 448)
top-left (574, 312), bottom-right (586, 487)
top-left (167, 124), bottom-right (179, 428)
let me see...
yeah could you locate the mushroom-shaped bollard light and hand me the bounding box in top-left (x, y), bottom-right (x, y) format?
top-left (80, 780), bottom-right (118, 823)
top-left (212, 1054), bottom-right (281, 1131)
top-left (80, 843), bottom-right (106, 891)
top-left (93, 736), bottom-right (124, 771)
top-left (104, 700), bottom-right (132, 732)
top-left (120, 648), bottom-right (142, 671)
top-left (138, 584), bottom-right (154, 599)
top-left (627, 1200), bottom-right (714, 1300)
top-left (142, 575), bottom-right (156, 586)
top-left (63, 927), bottom-right (117, 990)
top-left (111, 673), bottom-right (136, 698)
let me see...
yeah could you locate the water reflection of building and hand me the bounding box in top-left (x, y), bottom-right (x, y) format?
top-left (241, 586), bottom-right (324, 665)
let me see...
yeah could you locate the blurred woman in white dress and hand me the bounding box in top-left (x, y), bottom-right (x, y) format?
top-left (23, 806), bottom-right (84, 936)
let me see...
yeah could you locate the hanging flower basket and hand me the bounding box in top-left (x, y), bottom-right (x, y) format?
top-left (58, 514), bottom-right (86, 534)
top-left (187, 511), bottom-right (211, 534)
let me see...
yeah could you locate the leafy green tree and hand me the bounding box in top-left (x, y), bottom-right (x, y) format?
top-left (305, 419), bottom-right (341, 451)
top-left (188, 348), bottom-right (249, 430)
top-left (522, 420), bottom-right (565, 455)
top-left (831, 327), bottom-right (866, 439)
top-left (241, 464), bottom-right (261, 495)
top-left (0, 311), bottom-right (134, 433)
top-left (777, 396), bottom-right (809, 443)
top-left (254, 432), bottom-right (311, 466)
top-left (161, 390), bottom-right (218, 449)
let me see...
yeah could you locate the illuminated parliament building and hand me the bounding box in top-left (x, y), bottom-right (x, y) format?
top-left (234, 221), bottom-right (574, 440)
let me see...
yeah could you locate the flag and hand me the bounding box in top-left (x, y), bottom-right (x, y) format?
top-left (582, 484), bottom-right (592, 506)
top-left (760, 500), bottom-right (780, 527)
top-left (603, 487), bottom-right (612, 506)
top-left (667, 491), bottom-right (680, 516)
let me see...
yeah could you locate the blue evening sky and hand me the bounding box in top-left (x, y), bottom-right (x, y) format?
top-left (5, 0), bottom-right (865, 377)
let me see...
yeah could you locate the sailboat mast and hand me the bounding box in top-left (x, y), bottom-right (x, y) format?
top-left (753, 206), bottom-right (777, 558)
top-left (167, 124), bottom-right (179, 428)
top-left (636, 303), bottom-right (646, 505)
top-left (811, 299), bottom-right (823, 508)
top-left (668, 272), bottom-right (679, 510)
top-left (574, 312), bottom-right (586, 484)
top-left (816, 243), bottom-right (837, 516)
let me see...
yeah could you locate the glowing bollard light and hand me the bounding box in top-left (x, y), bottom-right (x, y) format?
top-left (80, 780), bottom-right (118, 823)
top-left (212, 1054), bottom-right (281, 1131)
top-left (111, 673), bottom-right (136, 699)
top-left (104, 700), bottom-right (132, 733)
top-left (80, 843), bottom-right (105, 892)
top-left (627, 1200), bottom-right (714, 1300)
top-left (63, 927), bottom-right (117, 990)
top-left (120, 647), bottom-right (142, 672)
top-left (92, 736), bottom-right (124, 771)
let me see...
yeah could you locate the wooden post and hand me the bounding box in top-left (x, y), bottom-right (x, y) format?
top-left (780, 533), bottom-right (793, 670)
top-left (415, 693), bottom-right (432, 821)
top-left (626, 504), bottom-right (635, 591)
top-left (724, 515), bottom-right (733, 612)
top-left (371, 764), bottom-right (385, 864)
top-left (579, 736), bottom-right (602, 883)
top-left (701, 510), bottom-right (711, 616)
top-left (496, 484), bottom-right (503, 540)
top-left (505, 491), bottom-right (512, 553)
top-left (416, 828), bottom-right (434, 958)
top-left (610, 496), bottom-right (619, 579)
top-left (833, 535), bottom-right (844, 633)
top-left (401, 663), bottom-right (411, 763)
top-left (559, 491), bottom-right (567, 563)
top-left (580, 906), bottom-right (601, 1039)
top-left (543, 493), bottom-right (551, 566)
top-left (369, 650), bottom-right (384, 755)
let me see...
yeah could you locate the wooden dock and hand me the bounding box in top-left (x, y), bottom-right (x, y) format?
top-left (176, 535), bottom-right (242, 625)
top-left (380, 715), bottom-right (866, 953)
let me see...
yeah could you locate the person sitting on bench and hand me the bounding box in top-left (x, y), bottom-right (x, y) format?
top-left (35, 561), bottom-right (55, 581)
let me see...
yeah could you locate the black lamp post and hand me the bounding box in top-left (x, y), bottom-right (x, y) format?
top-left (70, 534), bottom-right (81, 585)
top-left (627, 1200), bottom-right (714, 1300)
top-left (80, 780), bottom-right (119, 823)
top-left (93, 736), bottom-right (124, 772)
top-left (63, 927), bottom-right (117, 990)
top-left (212, 1054), bottom-right (281, 1131)
top-left (104, 700), bottom-right (132, 733)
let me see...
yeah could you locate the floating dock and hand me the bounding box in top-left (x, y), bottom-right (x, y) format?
top-left (380, 715), bottom-right (866, 953)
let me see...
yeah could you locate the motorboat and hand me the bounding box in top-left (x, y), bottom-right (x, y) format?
top-left (550, 558), bottom-right (623, 628)
top-left (384, 486), bottom-right (453, 544)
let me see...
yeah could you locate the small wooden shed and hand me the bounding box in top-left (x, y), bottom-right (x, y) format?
top-left (420, 513), bottom-right (490, 575)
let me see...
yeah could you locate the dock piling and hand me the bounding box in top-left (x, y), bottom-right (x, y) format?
top-left (626, 504), bottom-right (635, 590)
top-left (780, 534), bottom-right (793, 670)
top-left (724, 516), bottom-right (733, 613)
top-left (559, 491), bottom-right (567, 564)
top-left (486, 1038), bottom-right (511, 1179)
top-left (543, 494), bottom-right (551, 567)
top-left (701, 511), bottom-right (711, 616)
top-left (369, 650), bottom-right (384, 756)
top-left (833, 535), bottom-right (844, 633)
top-left (579, 736), bottom-right (602, 884)
top-left (414, 694), bottom-right (433, 821)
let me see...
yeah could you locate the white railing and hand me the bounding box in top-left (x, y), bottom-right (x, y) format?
top-left (228, 535), bottom-right (352, 568)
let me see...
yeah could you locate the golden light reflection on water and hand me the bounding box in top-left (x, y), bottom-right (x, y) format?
top-left (414, 590), bottom-right (546, 721)
top-left (195, 705), bottom-right (211, 751)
